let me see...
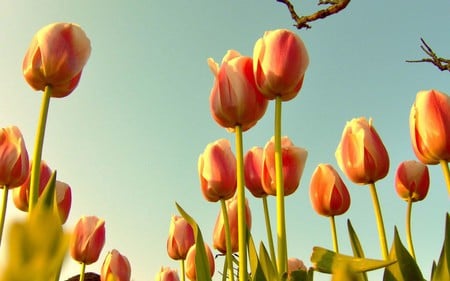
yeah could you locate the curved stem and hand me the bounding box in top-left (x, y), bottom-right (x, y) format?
top-left (0, 186), bottom-right (9, 246)
top-left (439, 160), bottom-right (450, 196)
top-left (220, 199), bottom-right (235, 281)
top-left (79, 262), bottom-right (86, 281)
top-left (262, 196), bottom-right (276, 265)
top-left (234, 125), bottom-right (247, 281)
top-left (329, 215), bottom-right (339, 253)
top-left (368, 182), bottom-right (388, 260)
top-left (180, 259), bottom-right (185, 281)
top-left (274, 96), bottom-right (287, 275)
top-left (29, 86), bottom-right (52, 213)
top-left (405, 197), bottom-right (416, 259)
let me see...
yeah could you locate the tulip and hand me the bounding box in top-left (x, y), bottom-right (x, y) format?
top-left (155, 267), bottom-right (180, 281)
top-left (70, 216), bottom-right (106, 265)
top-left (100, 249), bottom-right (131, 281)
top-left (410, 89), bottom-right (450, 164)
top-left (213, 195), bottom-right (251, 253)
top-left (198, 139), bottom-right (237, 202)
top-left (185, 244), bottom-right (215, 281)
top-left (395, 160), bottom-right (430, 202)
top-left (287, 257), bottom-right (307, 276)
top-left (244, 147), bottom-right (267, 197)
top-left (335, 117), bottom-right (389, 184)
top-left (253, 29), bottom-right (309, 101)
top-left (309, 164), bottom-right (351, 217)
top-left (23, 22), bottom-right (91, 98)
top-left (261, 136), bottom-right (307, 196)
top-left (55, 181), bottom-right (72, 224)
top-left (208, 50), bottom-right (268, 132)
top-left (167, 215), bottom-right (195, 260)
top-left (0, 126), bottom-right (29, 188)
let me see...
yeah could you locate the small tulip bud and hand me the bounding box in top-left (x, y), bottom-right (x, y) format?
top-left (395, 160), bottom-right (430, 202)
top-left (70, 216), bottom-right (106, 265)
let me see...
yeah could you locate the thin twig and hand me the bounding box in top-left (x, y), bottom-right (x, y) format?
top-left (406, 38), bottom-right (450, 72)
top-left (276, 0), bottom-right (350, 29)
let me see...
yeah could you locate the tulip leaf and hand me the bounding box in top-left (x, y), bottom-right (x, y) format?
top-left (382, 227), bottom-right (425, 281)
top-left (259, 242), bottom-right (278, 281)
top-left (330, 260), bottom-right (361, 281)
top-left (176, 203), bottom-right (212, 281)
top-left (347, 220), bottom-right (368, 281)
top-left (311, 246), bottom-right (395, 274)
top-left (430, 213), bottom-right (450, 281)
top-left (38, 170), bottom-right (57, 210)
top-left (247, 232), bottom-right (267, 281)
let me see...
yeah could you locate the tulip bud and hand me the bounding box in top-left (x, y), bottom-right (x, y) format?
top-left (208, 50), bottom-right (268, 132)
top-left (198, 139), bottom-right (237, 202)
top-left (70, 216), bottom-right (106, 265)
top-left (253, 29), bottom-right (309, 101)
top-left (410, 89), bottom-right (450, 164)
top-left (0, 126), bottom-right (29, 188)
top-left (166, 215), bottom-right (195, 260)
top-left (309, 164), bottom-right (351, 217)
top-left (22, 22), bottom-right (91, 98)
top-left (154, 267), bottom-right (180, 281)
top-left (287, 257), bottom-right (307, 277)
top-left (185, 244), bottom-right (215, 281)
top-left (261, 136), bottom-right (307, 196)
top-left (395, 160), bottom-right (430, 202)
top-left (213, 195), bottom-right (252, 253)
top-left (244, 147), bottom-right (267, 197)
top-left (55, 181), bottom-right (72, 224)
top-left (335, 117), bottom-right (389, 184)
top-left (100, 249), bottom-right (132, 281)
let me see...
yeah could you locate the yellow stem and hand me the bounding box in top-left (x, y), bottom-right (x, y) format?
top-left (405, 198), bottom-right (416, 259)
top-left (79, 262), bottom-right (86, 281)
top-left (0, 186), bottom-right (9, 246)
top-left (439, 160), bottom-right (450, 196)
top-left (368, 182), bottom-right (389, 260)
top-left (262, 196), bottom-right (277, 266)
top-left (180, 259), bottom-right (185, 281)
top-left (330, 215), bottom-right (339, 253)
top-left (220, 199), bottom-right (235, 281)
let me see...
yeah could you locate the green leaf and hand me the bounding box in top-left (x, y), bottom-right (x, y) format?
top-left (288, 269), bottom-right (308, 281)
top-left (247, 232), bottom-right (266, 281)
top-left (259, 242), bottom-right (278, 281)
top-left (311, 246), bottom-right (395, 274)
top-left (39, 170), bottom-right (57, 210)
top-left (330, 260), bottom-right (361, 281)
top-left (347, 220), bottom-right (368, 281)
top-left (176, 203), bottom-right (212, 281)
top-left (382, 227), bottom-right (425, 281)
top-left (431, 213), bottom-right (450, 281)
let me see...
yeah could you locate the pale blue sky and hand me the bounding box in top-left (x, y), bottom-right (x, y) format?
top-left (0, 1), bottom-right (449, 280)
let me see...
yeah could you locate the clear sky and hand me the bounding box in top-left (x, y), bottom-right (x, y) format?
top-left (0, 1), bottom-right (449, 280)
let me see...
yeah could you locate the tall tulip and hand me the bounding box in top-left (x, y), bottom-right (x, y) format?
top-left (100, 249), bottom-right (131, 281)
top-left (253, 29), bottom-right (309, 101)
top-left (185, 244), bottom-right (215, 281)
top-left (167, 215), bottom-right (195, 260)
top-left (155, 267), bottom-right (180, 281)
top-left (208, 50), bottom-right (268, 132)
top-left (198, 139), bottom-right (236, 202)
top-left (0, 126), bottom-right (29, 188)
top-left (70, 216), bottom-right (106, 265)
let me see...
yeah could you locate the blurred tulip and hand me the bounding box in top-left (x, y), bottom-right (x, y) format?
top-left (309, 164), bottom-right (351, 217)
top-left (261, 136), bottom-right (307, 196)
top-left (70, 216), bottom-right (106, 265)
top-left (55, 181), bottom-right (72, 224)
top-left (100, 249), bottom-right (131, 281)
top-left (410, 89), bottom-right (450, 164)
top-left (185, 244), bottom-right (215, 281)
top-left (166, 215), bottom-right (195, 260)
top-left (335, 117), bottom-right (389, 184)
top-left (208, 50), bottom-right (268, 132)
top-left (154, 267), bottom-right (180, 281)
top-left (22, 22), bottom-right (91, 98)
top-left (253, 29), bottom-right (309, 101)
top-left (198, 139), bottom-right (237, 202)
top-left (244, 146), bottom-right (267, 197)
top-left (287, 257), bottom-right (307, 276)
top-left (395, 160), bottom-right (430, 202)
top-left (213, 195), bottom-right (252, 253)
top-left (0, 126), bottom-right (29, 188)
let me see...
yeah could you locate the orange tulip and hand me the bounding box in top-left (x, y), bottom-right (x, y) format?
top-left (261, 136), bottom-right (307, 196)
top-left (253, 29), bottom-right (309, 101)
top-left (410, 89), bottom-right (450, 164)
top-left (166, 215), bottom-right (195, 260)
top-left (395, 160), bottom-right (430, 202)
top-left (213, 195), bottom-right (252, 253)
top-left (309, 164), bottom-right (351, 217)
top-left (185, 244), bottom-right (215, 281)
top-left (198, 139), bottom-right (236, 202)
top-left (154, 267), bottom-right (180, 281)
top-left (0, 126), bottom-right (29, 188)
top-left (208, 50), bottom-right (268, 132)
top-left (244, 146), bottom-right (267, 197)
top-left (70, 216), bottom-right (106, 265)
top-left (100, 249), bottom-right (131, 281)
top-left (55, 181), bottom-right (72, 224)
top-left (335, 117), bottom-right (389, 184)
top-left (22, 22), bottom-right (91, 98)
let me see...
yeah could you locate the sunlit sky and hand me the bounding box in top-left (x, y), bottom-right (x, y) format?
top-left (0, 1), bottom-right (449, 280)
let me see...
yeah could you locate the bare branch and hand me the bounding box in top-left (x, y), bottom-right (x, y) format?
top-left (277, 0), bottom-right (351, 29)
top-left (406, 38), bottom-right (450, 72)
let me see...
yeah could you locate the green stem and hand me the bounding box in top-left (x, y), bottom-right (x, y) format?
top-left (368, 182), bottom-right (388, 260)
top-left (439, 160), bottom-right (450, 196)
top-left (79, 262), bottom-right (86, 281)
top-left (405, 197), bottom-right (416, 259)
top-left (234, 125), bottom-right (247, 281)
top-left (329, 215), bottom-right (339, 253)
top-left (180, 259), bottom-right (185, 281)
top-left (0, 186), bottom-right (9, 246)
top-left (29, 86), bottom-right (52, 213)
top-left (274, 96), bottom-right (287, 275)
top-left (262, 196), bottom-right (277, 266)
top-left (220, 199), bottom-right (235, 281)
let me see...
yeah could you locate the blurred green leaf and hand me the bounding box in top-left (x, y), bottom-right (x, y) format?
top-left (430, 213), bottom-right (450, 281)
top-left (382, 227), bottom-right (425, 281)
top-left (347, 220), bottom-right (368, 281)
top-left (288, 269), bottom-right (308, 281)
